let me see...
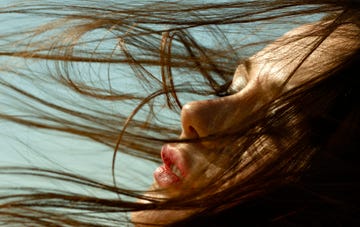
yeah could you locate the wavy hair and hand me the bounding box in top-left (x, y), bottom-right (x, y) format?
top-left (0, 0), bottom-right (359, 226)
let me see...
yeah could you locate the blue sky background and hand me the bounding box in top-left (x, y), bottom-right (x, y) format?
top-left (0, 0), bottom-right (267, 193)
top-left (0, 0), bottom-right (159, 195)
top-left (0, 0), bottom-right (323, 199)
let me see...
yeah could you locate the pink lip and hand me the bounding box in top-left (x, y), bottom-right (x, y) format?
top-left (153, 144), bottom-right (188, 187)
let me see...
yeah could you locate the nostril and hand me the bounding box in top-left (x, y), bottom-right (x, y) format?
top-left (181, 101), bottom-right (212, 139)
top-left (188, 126), bottom-right (199, 138)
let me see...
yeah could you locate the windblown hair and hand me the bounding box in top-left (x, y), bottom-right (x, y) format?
top-left (0, 0), bottom-right (359, 226)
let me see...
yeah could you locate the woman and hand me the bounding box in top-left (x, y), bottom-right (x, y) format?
top-left (0, 0), bottom-right (359, 226)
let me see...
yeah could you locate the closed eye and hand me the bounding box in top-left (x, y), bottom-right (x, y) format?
top-left (226, 60), bottom-right (250, 95)
top-left (216, 60), bottom-right (251, 97)
top-left (216, 80), bottom-right (233, 97)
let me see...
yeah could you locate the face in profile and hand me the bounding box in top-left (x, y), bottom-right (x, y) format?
top-left (132, 21), bottom-right (359, 225)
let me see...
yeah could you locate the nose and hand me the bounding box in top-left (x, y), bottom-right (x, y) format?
top-left (180, 84), bottom-right (262, 140)
top-left (180, 98), bottom-right (235, 139)
top-left (181, 100), bottom-right (210, 139)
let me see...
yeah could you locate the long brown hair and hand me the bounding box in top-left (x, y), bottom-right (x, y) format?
top-left (0, 0), bottom-right (359, 226)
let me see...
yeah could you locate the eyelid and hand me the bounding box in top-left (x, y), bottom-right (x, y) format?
top-left (227, 60), bottom-right (250, 95)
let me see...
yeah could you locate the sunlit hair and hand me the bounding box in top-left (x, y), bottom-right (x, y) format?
top-left (0, 0), bottom-right (359, 226)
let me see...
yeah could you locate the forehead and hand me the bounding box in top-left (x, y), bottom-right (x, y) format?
top-left (248, 21), bottom-right (359, 91)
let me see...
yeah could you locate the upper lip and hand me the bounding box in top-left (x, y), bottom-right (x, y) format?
top-left (161, 144), bottom-right (188, 178)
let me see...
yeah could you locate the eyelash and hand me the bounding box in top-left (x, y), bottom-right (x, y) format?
top-left (217, 79), bottom-right (245, 97)
top-left (216, 62), bottom-right (250, 97)
top-left (223, 85), bottom-right (238, 96)
top-left (216, 81), bottom-right (233, 97)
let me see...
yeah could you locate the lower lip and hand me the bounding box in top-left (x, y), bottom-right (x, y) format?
top-left (153, 165), bottom-right (181, 187)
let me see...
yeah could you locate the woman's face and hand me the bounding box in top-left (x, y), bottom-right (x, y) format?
top-left (132, 22), bottom-right (358, 225)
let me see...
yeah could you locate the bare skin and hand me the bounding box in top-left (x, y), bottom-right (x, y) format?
top-left (131, 21), bottom-right (359, 226)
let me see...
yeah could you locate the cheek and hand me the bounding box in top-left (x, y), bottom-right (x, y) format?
top-left (221, 136), bottom-right (280, 189)
top-left (254, 64), bottom-right (293, 96)
top-left (220, 85), bottom-right (270, 130)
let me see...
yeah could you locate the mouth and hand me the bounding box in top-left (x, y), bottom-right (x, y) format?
top-left (153, 144), bottom-right (187, 188)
